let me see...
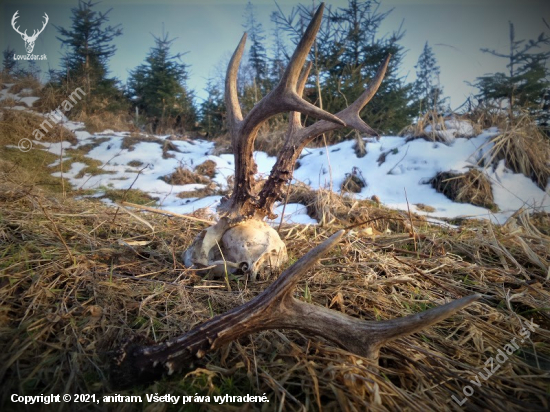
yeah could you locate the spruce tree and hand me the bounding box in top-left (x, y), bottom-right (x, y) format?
top-left (200, 79), bottom-right (226, 136)
top-left (242, 1), bottom-right (269, 101)
top-left (55, 0), bottom-right (123, 112)
top-left (473, 20), bottom-right (550, 120)
top-left (127, 31), bottom-right (196, 133)
top-left (413, 42), bottom-right (446, 113)
top-left (2, 47), bottom-right (18, 75)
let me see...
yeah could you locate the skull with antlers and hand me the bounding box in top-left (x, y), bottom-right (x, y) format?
top-left (11, 11), bottom-right (49, 54)
top-left (183, 3), bottom-right (387, 280)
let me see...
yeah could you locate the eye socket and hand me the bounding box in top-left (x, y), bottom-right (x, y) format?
top-left (239, 262), bottom-right (249, 272)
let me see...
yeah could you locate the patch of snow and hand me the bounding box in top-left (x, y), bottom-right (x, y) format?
top-left (19, 96), bottom-right (40, 107)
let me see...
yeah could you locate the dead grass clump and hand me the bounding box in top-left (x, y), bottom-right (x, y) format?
top-left (0, 97), bottom-right (18, 108)
top-left (0, 109), bottom-right (78, 146)
top-left (341, 174), bottom-right (364, 193)
top-left (102, 188), bottom-right (158, 205)
top-left (414, 203), bottom-right (436, 213)
top-left (33, 83), bottom-right (68, 113)
top-left (400, 111), bottom-right (481, 143)
top-left (7, 75), bottom-right (42, 96)
top-left (285, 183), bottom-right (412, 232)
top-left (75, 111), bottom-right (134, 134)
top-left (431, 169), bottom-right (497, 211)
top-left (121, 133), bottom-right (164, 151)
top-left (176, 183), bottom-right (218, 199)
top-left (127, 160), bottom-right (144, 167)
top-left (341, 167), bottom-right (366, 193)
top-left (480, 114), bottom-right (550, 190)
top-left (0, 182), bottom-right (549, 411)
top-left (463, 104), bottom-right (510, 130)
top-left (195, 159), bottom-right (217, 178)
top-left (162, 166), bottom-right (211, 185)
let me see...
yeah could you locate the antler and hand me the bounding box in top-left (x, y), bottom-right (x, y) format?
top-left (11, 11), bottom-right (26, 38)
top-left (221, 3), bottom-right (347, 220)
top-left (221, 3), bottom-right (389, 221)
top-left (257, 55), bottom-right (390, 218)
top-left (113, 230), bottom-right (481, 387)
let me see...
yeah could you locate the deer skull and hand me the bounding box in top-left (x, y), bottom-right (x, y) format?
top-left (220, 220), bottom-right (287, 280)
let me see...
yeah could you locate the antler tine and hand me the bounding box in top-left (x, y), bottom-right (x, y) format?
top-left (340, 54), bottom-right (390, 135)
top-left (296, 61), bottom-right (312, 100)
top-left (225, 33), bottom-right (246, 135)
top-left (256, 56), bottom-right (390, 217)
top-left (279, 4), bottom-right (324, 91)
top-left (287, 61), bottom-right (313, 130)
top-left (290, 54), bottom-right (391, 144)
top-left (240, 3), bottom-right (344, 140)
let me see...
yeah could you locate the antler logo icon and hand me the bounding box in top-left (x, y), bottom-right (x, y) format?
top-left (11, 11), bottom-right (49, 54)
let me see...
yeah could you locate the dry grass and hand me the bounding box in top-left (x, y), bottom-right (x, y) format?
top-left (0, 181), bottom-right (549, 411)
top-left (6, 75), bottom-right (42, 96)
top-left (341, 168), bottom-right (366, 194)
top-left (478, 114), bottom-right (550, 190)
top-left (400, 111), bottom-right (482, 142)
top-left (430, 169), bottom-right (498, 211)
top-left (286, 182), bottom-right (417, 233)
top-left (162, 166), bottom-right (211, 186)
top-left (0, 109), bottom-right (78, 147)
top-left (195, 160), bottom-right (217, 179)
top-left (121, 133), bottom-right (165, 151)
top-left (75, 111), bottom-right (134, 134)
top-left (176, 184), bottom-right (219, 199)
top-left (0, 110), bottom-right (81, 195)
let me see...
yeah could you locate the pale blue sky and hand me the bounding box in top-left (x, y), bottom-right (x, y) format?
top-left (1, 0), bottom-right (548, 110)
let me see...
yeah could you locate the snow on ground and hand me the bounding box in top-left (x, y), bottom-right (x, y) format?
top-left (0, 85), bottom-right (39, 107)
top-left (39, 122), bottom-right (548, 225)
top-left (2, 88), bottom-right (549, 225)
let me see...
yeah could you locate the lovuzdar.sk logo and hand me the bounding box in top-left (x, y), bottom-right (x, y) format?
top-left (11, 10), bottom-right (48, 60)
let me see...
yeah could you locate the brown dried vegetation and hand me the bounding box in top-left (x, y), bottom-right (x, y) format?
top-left (430, 168), bottom-right (498, 211)
top-left (0, 179), bottom-right (548, 411)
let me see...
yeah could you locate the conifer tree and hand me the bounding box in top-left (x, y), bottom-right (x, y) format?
top-left (127, 31), bottom-right (196, 133)
top-left (413, 42), bottom-right (446, 113)
top-left (200, 79), bottom-right (226, 136)
top-left (55, 0), bottom-right (123, 112)
top-left (474, 20), bottom-right (550, 120)
top-left (2, 46), bottom-right (18, 75)
top-left (242, 1), bottom-right (269, 101)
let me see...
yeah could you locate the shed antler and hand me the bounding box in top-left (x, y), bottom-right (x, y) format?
top-left (113, 230), bottom-right (480, 386)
